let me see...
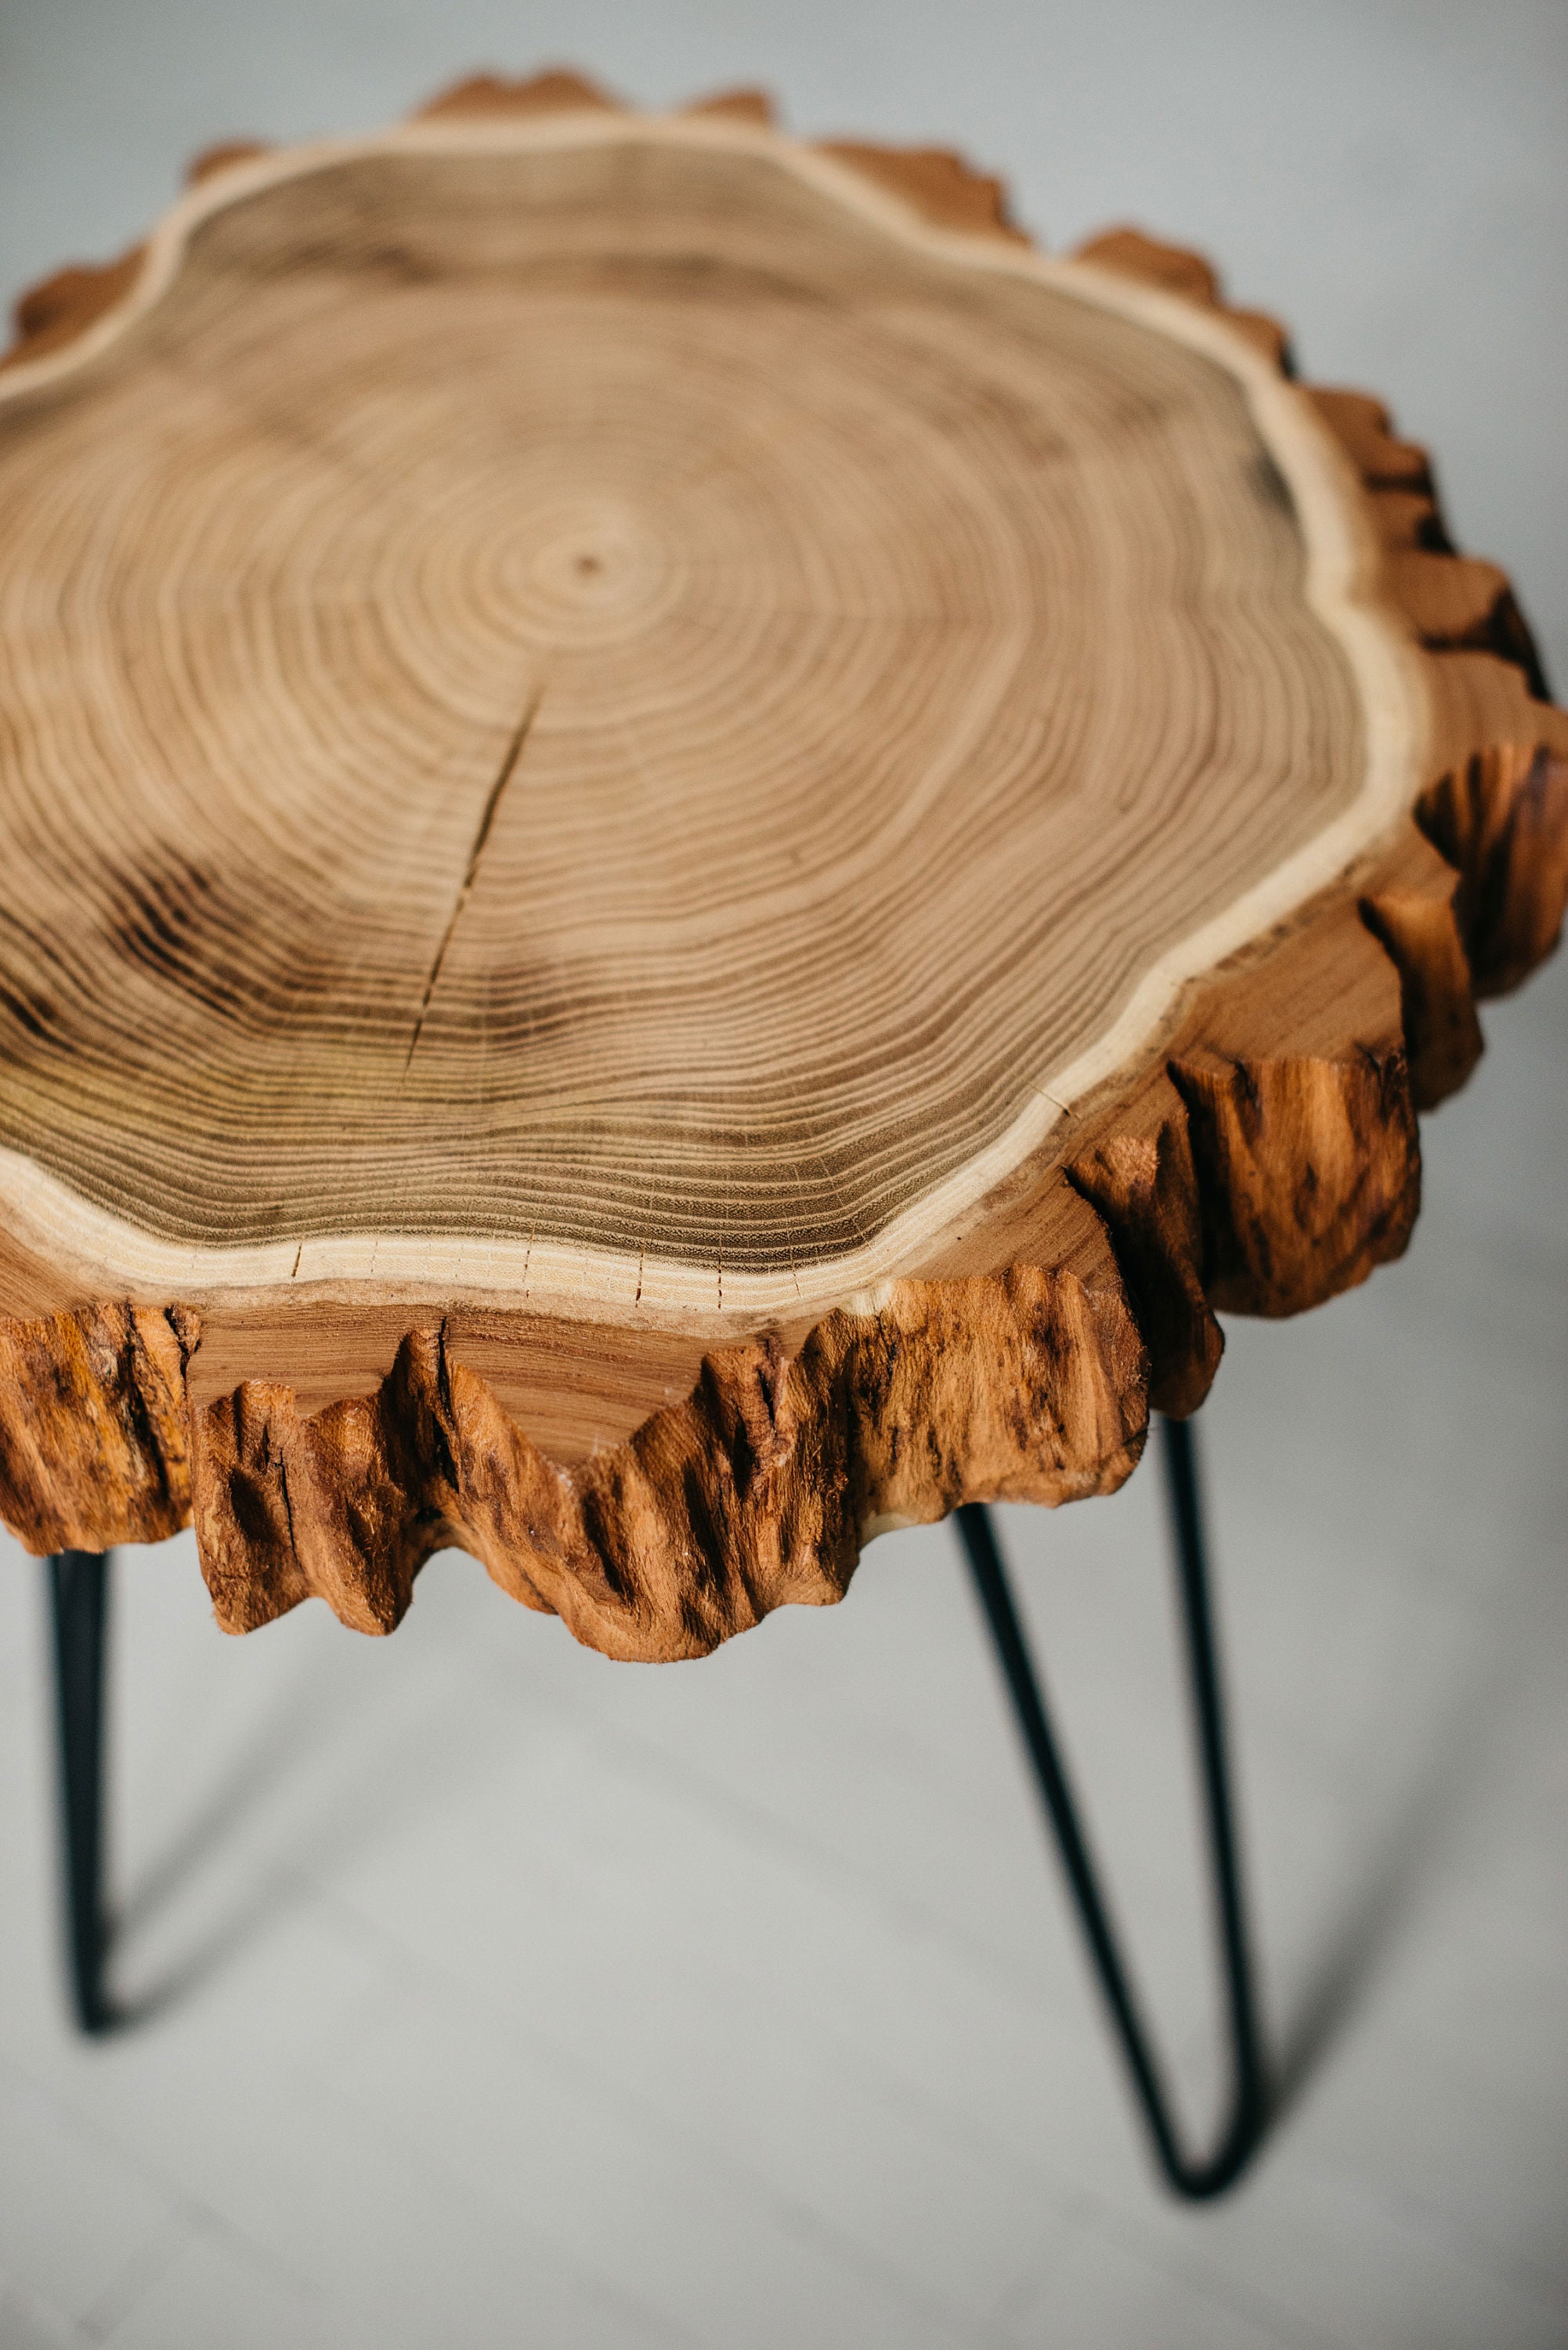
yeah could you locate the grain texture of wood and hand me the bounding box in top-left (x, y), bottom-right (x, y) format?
top-left (1, 75), bottom-right (1563, 1654)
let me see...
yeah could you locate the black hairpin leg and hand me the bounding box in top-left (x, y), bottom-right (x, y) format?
top-left (956, 1415), bottom-right (1266, 2198)
top-left (46, 1549), bottom-right (113, 2034)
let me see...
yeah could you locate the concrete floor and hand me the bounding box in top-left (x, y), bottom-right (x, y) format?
top-left (1, 2), bottom-right (1565, 2341)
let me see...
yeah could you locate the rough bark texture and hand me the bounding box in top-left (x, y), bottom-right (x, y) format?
top-left (0, 1302), bottom-right (196, 1554)
top-left (1, 79), bottom-right (1564, 1656)
top-left (190, 1263), bottom-right (1145, 1654)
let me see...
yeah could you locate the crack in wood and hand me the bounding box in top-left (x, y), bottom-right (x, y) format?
top-left (404, 686), bottom-right (542, 1073)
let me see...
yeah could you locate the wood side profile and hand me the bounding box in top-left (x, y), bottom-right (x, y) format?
top-left (0, 75), bottom-right (1563, 1656)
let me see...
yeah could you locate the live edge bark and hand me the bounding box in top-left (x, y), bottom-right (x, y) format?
top-left (1, 76), bottom-right (1565, 1658)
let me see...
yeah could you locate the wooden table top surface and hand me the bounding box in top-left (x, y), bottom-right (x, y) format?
top-left (0, 74), bottom-right (1563, 1657)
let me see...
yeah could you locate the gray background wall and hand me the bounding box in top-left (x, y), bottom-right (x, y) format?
top-left (0, 5), bottom-right (1565, 2345)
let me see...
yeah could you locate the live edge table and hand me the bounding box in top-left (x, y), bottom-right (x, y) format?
top-left (2, 73), bottom-right (1565, 2199)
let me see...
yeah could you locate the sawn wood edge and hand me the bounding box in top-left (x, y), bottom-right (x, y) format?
top-left (1, 82), bottom-right (1564, 1658)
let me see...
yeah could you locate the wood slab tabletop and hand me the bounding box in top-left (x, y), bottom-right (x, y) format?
top-left (0, 73), bottom-right (1563, 1654)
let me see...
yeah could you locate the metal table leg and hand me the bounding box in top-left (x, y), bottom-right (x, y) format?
top-left (46, 1549), bottom-right (113, 2034)
top-left (956, 1415), bottom-right (1267, 2197)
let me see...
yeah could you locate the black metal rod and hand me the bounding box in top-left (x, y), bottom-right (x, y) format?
top-left (956, 1415), bottom-right (1266, 2197)
top-left (1158, 1415), bottom-right (1267, 2167)
top-left (46, 1549), bottom-right (112, 2034)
